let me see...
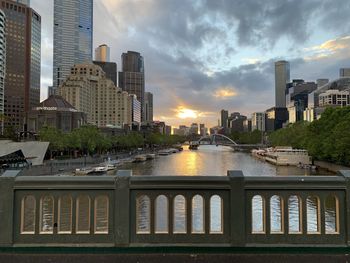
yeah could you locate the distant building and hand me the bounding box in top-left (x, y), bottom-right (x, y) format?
top-left (340, 68), bottom-right (350, 78)
top-left (11, 0), bottom-right (30, 5)
top-left (190, 123), bottom-right (199, 135)
top-left (286, 80), bottom-right (317, 123)
top-left (174, 125), bottom-right (190, 136)
top-left (53, 0), bottom-right (93, 91)
top-left (28, 95), bottom-right (86, 133)
top-left (275, 61), bottom-right (290, 108)
top-left (305, 77), bottom-right (350, 122)
top-left (1, 0), bottom-right (41, 130)
top-left (144, 92), bottom-right (153, 122)
top-left (119, 51), bottom-right (145, 121)
top-left (0, 9), bottom-right (5, 134)
top-left (93, 61), bottom-right (117, 86)
top-left (228, 113), bottom-right (247, 133)
top-left (251, 112), bottom-right (265, 131)
top-left (220, 109), bottom-right (229, 130)
top-left (58, 63), bottom-right (131, 128)
top-left (243, 119), bottom-right (252, 132)
top-left (199, 124), bottom-right (207, 136)
top-left (317, 79), bottom-right (329, 88)
top-left (319, 90), bottom-right (350, 107)
top-left (265, 107), bottom-right (289, 132)
top-left (95, 44), bottom-right (110, 62)
top-left (129, 94), bottom-right (141, 128)
top-left (165, 125), bottom-right (172, 136)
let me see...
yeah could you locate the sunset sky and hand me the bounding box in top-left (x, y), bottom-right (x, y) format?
top-left (32, 0), bottom-right (350, 128)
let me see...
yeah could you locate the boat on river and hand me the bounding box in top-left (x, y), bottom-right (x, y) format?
top-left (133, 155), bottom-right (147, 162)
top-left (75, 167), bottom-right (94, 176)
top-left (264, 147), bottom-right (312, 166)
top-left (146, 153), bottom-right (156, 160)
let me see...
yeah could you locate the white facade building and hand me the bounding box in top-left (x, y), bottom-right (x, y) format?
top-left (251, 112), bottom-right (265, 131)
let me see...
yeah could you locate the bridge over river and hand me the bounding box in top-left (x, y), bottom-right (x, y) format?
top-left (0, 170), bottom-right (349, 262)
top-left (191, 134), bottom-right (266, 149)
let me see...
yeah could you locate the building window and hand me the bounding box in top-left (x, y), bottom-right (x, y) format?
top-left (21, 196), bottom-right (36, 234)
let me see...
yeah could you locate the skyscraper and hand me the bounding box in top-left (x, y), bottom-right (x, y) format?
top-left (53, 0), bottom-right (93, 90)
top-left (1, 0), bottom-right (41, 130)
top-left (95, 44), bottom-right (110, 62)
top-left (119, 51), bottom-right (145, 121)
top-left (220, 109), bottom-right (228, 128)
top-left (0, 9), bottom-right (5, 134)
top-left (144, 92), bottom-right (153, 122)
top-left (275, 60), bottom-right (290, 108)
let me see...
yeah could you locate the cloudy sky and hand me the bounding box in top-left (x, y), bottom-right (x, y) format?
top-left (32, 0), bottom-right (350, 128)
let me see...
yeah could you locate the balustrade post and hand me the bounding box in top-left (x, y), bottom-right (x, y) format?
top-left (114, 170), bottom-right (131, 246)
top-left (0, 172), bottom-right (17, 246)
top-left (228, 170), bottom-right (246, 247)
top-left (340, 170), bottom-right (350, 246)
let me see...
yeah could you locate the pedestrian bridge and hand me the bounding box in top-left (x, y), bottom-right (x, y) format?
top-left (193, 134), bottom-right (264, 148)
top-left (0, 170), bottom-right (350, 262)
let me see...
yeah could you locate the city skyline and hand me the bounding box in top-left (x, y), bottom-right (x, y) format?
top-left (31, 0), bottom-right (350, 127)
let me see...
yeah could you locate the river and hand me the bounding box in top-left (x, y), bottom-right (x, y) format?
top-left (118, 145), bottom-right (334, 176)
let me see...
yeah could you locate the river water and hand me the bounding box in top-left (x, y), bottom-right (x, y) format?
top-left (119, 145), bottom-right (337, 234)
top-left (118, 145), bottom-right (334, 176)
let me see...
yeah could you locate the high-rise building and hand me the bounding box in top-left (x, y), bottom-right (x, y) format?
top-left (95, 44), bottom-right (110, 63)
top-left (144, 92), bottom-right (153, 122)
top-left (1, 0), bottom-right (41, 130)
top-left (0, 9), bottom-right (5, 134)
top-left (275, 60), bottom-right (290, 108)
top-left (58, 64), bottom-right (131, 128)
top-left (119, 51), bottom-right (145, 121)
top-left (220, 109), bottom-right (228, 128)
top-left (53, 0), bottom-right (93, 91)
top-left (93, 61), bottom-right (117, 86)
top-left (265, 107), bottom-right (288, 132)
top-left (190, 123), bottom-right (199, 135)
top-left (340, 68), bottom-right (350, 78)
top-left (251, 112), bottom-right (265, 131)
top-left (316, 79), bottom-right (329, 88)
top-left (129, 94), bottom-right (141, 125)
top-left (11, 0), bottom-right (29, 5)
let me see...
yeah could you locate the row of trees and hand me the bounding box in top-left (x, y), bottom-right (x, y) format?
top-left (38, 125), bottom-right (186, 158)
top-left (229, 130), bottom-right (263, 144)
top-left (269, 107), bottom-right (350, 166)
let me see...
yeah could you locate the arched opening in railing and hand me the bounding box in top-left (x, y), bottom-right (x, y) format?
top-left (155, 195), bottom-right (169, 234)
top-left (40, 195), bottom-right (54, 234)
top-left (307, 196), bottom-right (320, 234)
top-left (94, 195), bottom-right (109, 234)
top-left (21, 195), bottom-right (36, 234)
top-left (288, 195), bottom-right (302, 234)
top-left (270, 195), bottom-right (283, 234)
top-left (58, 195), bottom-right (72, 234)
top-left (210, 195), bottom-right (223, 234)
top-left (325, 195), bottom-right (339, 234)
top-left (173, 195), bottom-right (186, 234)
top-left (76, 195), bottom-right (91, 234)
top-left (136, 195), bottom-right (151, 234)
top-left (192, 195), bottom-right (205, 234)
top-left (252, 195), bottom-right (265, 234)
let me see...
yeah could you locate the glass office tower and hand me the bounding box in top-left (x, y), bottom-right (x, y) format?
top-left (53, 0), bottom-right (93, 90)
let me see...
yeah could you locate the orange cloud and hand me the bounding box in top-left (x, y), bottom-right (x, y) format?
top-left (213, 87), bottom-right (238, 99)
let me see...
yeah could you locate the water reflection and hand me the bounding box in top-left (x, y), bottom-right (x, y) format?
top-left (119, 145), bottom-right (334, 176)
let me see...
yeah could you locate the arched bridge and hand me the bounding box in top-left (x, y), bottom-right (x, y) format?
top-left (192, 134), bottom-right (264, 149)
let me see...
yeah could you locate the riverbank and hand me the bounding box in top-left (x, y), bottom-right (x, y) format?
top-left (314, 160), bottom-right (350, 173)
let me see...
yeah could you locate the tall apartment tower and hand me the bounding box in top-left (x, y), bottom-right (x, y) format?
top-left (119, 51), bottom-right (145, 121)
top-left (144, 92), bottom-right (153, 122)
top-left (95, 44), bottom-right (110, 62)
top-left (53, 0), bottom-right (93, 91)
top-left (0, 0), bottom-right (41, 130)
top-left (0, 9), bottom-right (5, 134)
top-left (221, 109), bottom-right (229, 128)
top-left (93, 44), bottom-right (117, 86)
top-left (275, 60), bottom-right (290, 108)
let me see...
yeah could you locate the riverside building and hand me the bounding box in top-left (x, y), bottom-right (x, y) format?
top-left (58, 64), bottom-right (132, 128)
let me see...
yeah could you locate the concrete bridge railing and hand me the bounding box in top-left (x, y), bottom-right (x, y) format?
top-left (0, 170), bottom-right (349, 248)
